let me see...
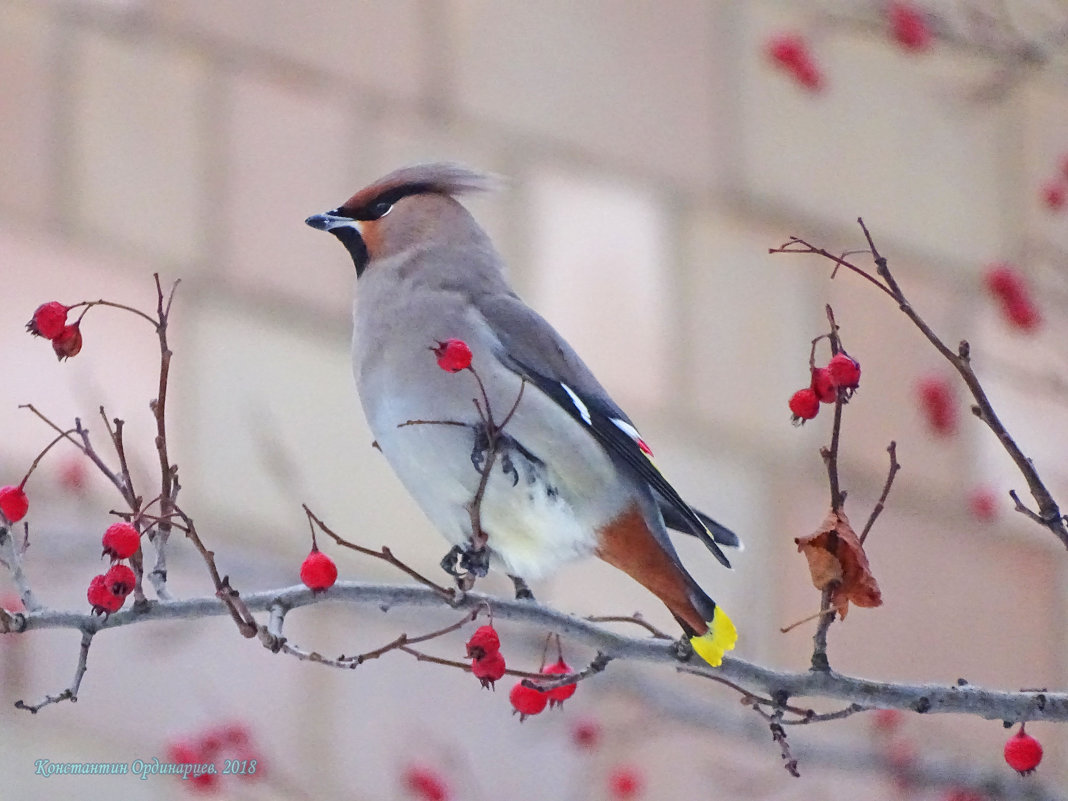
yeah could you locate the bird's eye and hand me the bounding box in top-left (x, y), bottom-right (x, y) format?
top-left (368, 201), bottom-right (393, 220)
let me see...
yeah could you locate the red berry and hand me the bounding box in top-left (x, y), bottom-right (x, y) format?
top-left (403, 765), bottom-right (450, 801)
top-left (51, 323), bottom-right (83, 361)
top-left (470, 650), bottom-right (506, 689)
top-left (217, 721), bottom-right (252, 747)
top-left (942, 790), bottom-right (984, 801)
top-left (810, 367), bottom-right (837, 403)
top-left (196, 728), bottom-right (224, 758)
top-left (766, 34), bottom-right (806, 67)
top-left (968, 487), bottom-right (998, 521)
top-left (167, 740), bottom-right (201, 765)
top-left (300, 547), bottom-right (337, 592)
top-left (57, 457), bottom-right (88, 494)
top-left (826, 352), bottom-right (861, 390)
top-left (190, 771), bottom-right (220, 793)
top-left (26, 302), bottom-right (69, 339)
top-left (1042, 181), bottom-right (1066, 210)
top-left (608, 765), bottom-right (644, 800)
top-left (465, 624), bottom-right (500, 659)
top-left (1003, 297), bottom-right (1040, 332)
top-left (765, 34), bottom-right (823, 92)
top-left (889, 2), bottom-right (931, 51)
top-left (104, 563), bottom-right (136, 596)
top-left (917, 376), bottom-right (956, 435)
top-left (572, 718), bottom-right (601, 750)
top-left (871, 708), bottom-right (903, 733)
top-left (541, 659), bottom-right (577, 707)
top-left (87, 574), bottom-right (125, 614)
top-left (1004, 727), bottom-right (1043, 775)
top-left (509, 681), bottom-right (548, 721)
top-left (102, 521), bottom-right (141, 560)
top-left (0, 485), bottom-right (29, 522)
top-left (788, 388), bottom-right (819, 422)
top-left (431, 339), bottom-right (472, 372)
top-left (984, 264), bottom-right (1025, 299)
top-left (791, 60), bottom-right (824, 91)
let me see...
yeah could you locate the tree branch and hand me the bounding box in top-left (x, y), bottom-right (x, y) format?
top-left (10, 582), bottom-right (1068, 722)
top-left (774, 221), bottom-right (1068, 550)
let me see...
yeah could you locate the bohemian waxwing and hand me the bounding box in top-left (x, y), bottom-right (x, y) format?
top-left (306, 163), bottom-right (739, 666)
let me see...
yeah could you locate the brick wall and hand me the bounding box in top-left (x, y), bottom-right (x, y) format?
top-left (1, 1), bottom-right (1065, 798)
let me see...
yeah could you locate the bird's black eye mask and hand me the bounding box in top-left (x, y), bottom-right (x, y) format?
top-left (337, 182), bottom-right (435, 221)
top-left (309, 183), bottom-right (437, 276)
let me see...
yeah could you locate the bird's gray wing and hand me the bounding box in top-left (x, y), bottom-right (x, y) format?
top-left (477, 293), bottom-right (732, 568)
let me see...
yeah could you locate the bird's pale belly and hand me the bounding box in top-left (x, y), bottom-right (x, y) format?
top-left (372, 408), bottom-right (609, 580)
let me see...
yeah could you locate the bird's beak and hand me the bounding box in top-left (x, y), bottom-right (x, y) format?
top-left (305, 209), bottom-right (359, 232)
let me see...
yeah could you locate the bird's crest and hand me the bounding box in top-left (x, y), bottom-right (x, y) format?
top-left (340, 163), bottom-right (499, 214)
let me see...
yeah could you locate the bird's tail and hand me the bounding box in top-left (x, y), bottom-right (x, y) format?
top-left (681, 585), bottom-right (738, 667)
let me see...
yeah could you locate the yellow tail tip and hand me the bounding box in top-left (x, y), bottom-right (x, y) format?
top-left (690, 608), bottom-right (738, 667)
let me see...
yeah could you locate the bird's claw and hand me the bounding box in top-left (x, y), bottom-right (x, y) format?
top-left (440, 545), bottom-right (465, 578)
top-left (500, 450), bottom-right (519, 487)
top-left (460, 544), bottom-right (490, 578)
top-left (672, 636), bottom-right (695, 662)
top-left (470, 424), bottom-right (490, 473)
top-left (509, 575), bottom-right (535, 601)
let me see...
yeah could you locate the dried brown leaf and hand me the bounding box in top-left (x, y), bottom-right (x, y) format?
top-left (795, 508), bottom-right (882, 619)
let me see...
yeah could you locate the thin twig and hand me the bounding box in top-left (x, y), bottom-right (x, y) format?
top-left (0, 524), bottom-right (40, 613)
top-left (859, 442), bottom-right (900, 545)
top-left (764, 704), bottom-right (801, 777)
top-left (303, 504), bottom-right (457, 601)
top-left (850, 219), bottom-right (1068, 549)
top-left (810, 586), bottom-right (837, 673)
top-left (586, 613), bottom-right (674, 640)
top-left (171, 504), bottom-right (257, 637)
top-left (770, 237), bottom-right (896, 299)
top-left (14, 629), bottom-right (94, 713)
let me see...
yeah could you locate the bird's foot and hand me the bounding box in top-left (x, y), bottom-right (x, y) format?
top-left (509, 575), bottom-right (535, 601)
top-left (440, 544), bottom-right (488, 592)
top-left (672, 636), bottom-right (695, 662)
top-left (459, 544), bottom-right (490, 578)
top-left (439, 545), bottom-right (466, 578)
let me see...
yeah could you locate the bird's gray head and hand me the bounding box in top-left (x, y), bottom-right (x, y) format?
top-left (305, 163), bottom-right (496, 276)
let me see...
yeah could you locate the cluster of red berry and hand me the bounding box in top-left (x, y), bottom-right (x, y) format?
top-left (26, 302), bottom-right (83, 360)
top-left (401, 718), bottom-right (642, 800)
top-left (1039, 155), bottom-right (1068, 211)
top-left (462, 624), bottom-right (577, 720)
top-left (766, 3), bottom-right (931, 92)
top-left (86, 522), bottom-right (142, 615)
top-left (788, 352), bottom-right (861, 422)
top-left (166, 721), bottom-right (261, 793)
top-left (984, 264), bottom-right (1041, 333)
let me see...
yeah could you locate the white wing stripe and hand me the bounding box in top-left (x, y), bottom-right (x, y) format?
top-left (560, 383), bottom-right (592, 425)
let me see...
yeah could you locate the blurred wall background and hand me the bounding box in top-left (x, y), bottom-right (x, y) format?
top-left (1, 1), bottom-right (1066, 798)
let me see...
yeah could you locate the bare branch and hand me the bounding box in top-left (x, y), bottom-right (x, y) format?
top-left (14, 629), bottom-right (93, 713)
top-left (859, 441), bottom-right (900, 545)
top-left (10, 582), bottom-right (1068, 722)
top-left (773, 220), bottom-right (1068, 549)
